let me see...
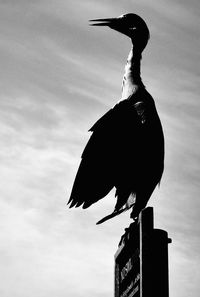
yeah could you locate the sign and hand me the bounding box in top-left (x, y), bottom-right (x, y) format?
top-left (115, 223), bottom-right (140, 297)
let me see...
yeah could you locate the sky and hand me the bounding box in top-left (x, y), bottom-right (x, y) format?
top-left (0, 0), bottom-right (200, 296)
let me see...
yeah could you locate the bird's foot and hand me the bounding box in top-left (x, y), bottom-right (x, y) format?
top-left (130, 209), bottom-right (139, 221)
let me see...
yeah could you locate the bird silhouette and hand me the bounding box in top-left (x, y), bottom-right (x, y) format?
top-left (68, 13), bottom-right (164, 224)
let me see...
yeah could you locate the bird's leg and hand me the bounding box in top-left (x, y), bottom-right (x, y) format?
top-left (130, 192), bottom-right (149, 220)
top-left (130, 208), bottom-right (138, 220)
top-left (130, 203), bottom-right (145, 221)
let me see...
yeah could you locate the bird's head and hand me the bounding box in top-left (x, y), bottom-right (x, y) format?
top-left (90, 13), bottom-right (150, 51)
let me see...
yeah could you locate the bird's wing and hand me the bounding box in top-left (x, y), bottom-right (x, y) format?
top-left (109, 97), bottom-right (164, 212)
top-left (67, 99), bottom-right (140, 209)
top-left (68, 95), bottom-right (164, 217)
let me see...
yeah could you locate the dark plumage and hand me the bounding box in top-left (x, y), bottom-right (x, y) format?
top-left (68, 14), bottom-right (164, 224)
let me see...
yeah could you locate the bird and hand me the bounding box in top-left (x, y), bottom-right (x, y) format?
top-left (67, 13), bottom-right (164, 224)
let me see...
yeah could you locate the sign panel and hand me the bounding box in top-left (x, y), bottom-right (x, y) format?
top-left (115, 223), bottom-right (140, 297)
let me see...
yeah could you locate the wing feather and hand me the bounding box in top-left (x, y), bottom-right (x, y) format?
top-left (68, 99), bottom-right (140, 208)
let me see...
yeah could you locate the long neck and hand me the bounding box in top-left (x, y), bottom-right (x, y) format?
top-left (121, 46), bottom-right (144, 100)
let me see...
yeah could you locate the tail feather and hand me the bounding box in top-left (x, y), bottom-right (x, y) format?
top-left (96, 207), bottom-right (128, 225)
top-left (96, 194), bottom-right (136, 224)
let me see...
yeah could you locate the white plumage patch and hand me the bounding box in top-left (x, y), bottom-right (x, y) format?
top-left (126, 193), bottom-right (136, 208)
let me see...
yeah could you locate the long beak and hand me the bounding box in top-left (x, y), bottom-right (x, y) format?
top-left (89, 18), bottom-right (117, 27)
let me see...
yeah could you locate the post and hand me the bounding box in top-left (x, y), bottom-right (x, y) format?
top-left (114, 207), bottom-right (171, 297)
top-left (139, 207), bottom-right (154, 297)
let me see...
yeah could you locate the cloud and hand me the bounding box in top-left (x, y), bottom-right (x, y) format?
top-left (0, 1), bottom-right (200, 297)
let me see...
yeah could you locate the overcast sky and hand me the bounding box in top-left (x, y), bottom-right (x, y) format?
top-left (0, 1), bottom-right (200, 296)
